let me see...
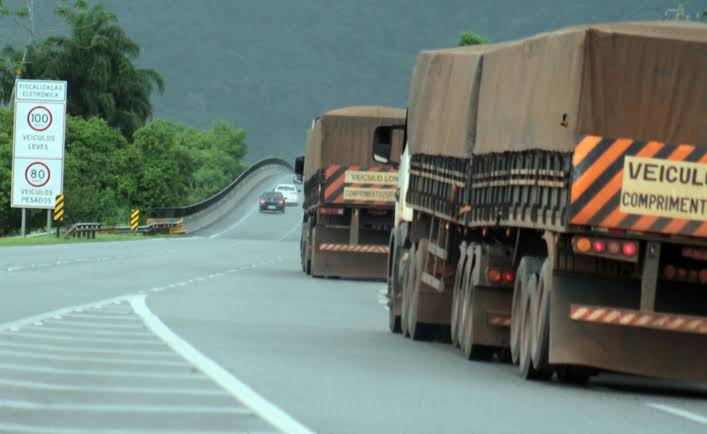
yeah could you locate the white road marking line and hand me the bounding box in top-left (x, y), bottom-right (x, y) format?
top-left (24, 325), bottom-right (152, 337)
top-left (279, 222), bottom-right (301, 241)
top-left (0, 341), bottom-right (177, 358)
top-left (0, 331), bottom-right (162, 345)
top-left (0, 399), bottom-right (252, 415)
top-left (0, 296), bottom-right (130, 333)
top-left (209, 206), bottom-right (259, 239)
top-left (0, 378), bottom-right (228, 396)
top-left (0, 349), bottom-right (189, 368)
top-left (646, 403), bottom-right (707, 425)
top-left (40, 319), bottom-right (145, 329)
top-left (0, 362), bottom-right (208, 380)
top-left (0, 423), bottom-right (266, 434)
top-left (63, 312), bottom-right (139, 321)
top-left (131, 294), bottom-right (314, 434)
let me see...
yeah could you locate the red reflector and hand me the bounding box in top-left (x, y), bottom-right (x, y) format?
top-left (664, 265), bottom-right (676, 279)
top-left (622, 242), bottom-right (637, 257)
top-left (488, 269), bottom-right (501, 283)
top-left (700, 269), bottom-right (707, 284)
top-left (502, 271), bottom-right (514, 283)
top-left (592, 240), bottom-right (606, 253)
top-left (677, 268), bottom-right (688, 280)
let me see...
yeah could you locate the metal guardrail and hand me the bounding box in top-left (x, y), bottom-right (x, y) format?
top-left (64, 223), bottom-right (103, 239)
top-left (149, 158), bottom-right (293, 219)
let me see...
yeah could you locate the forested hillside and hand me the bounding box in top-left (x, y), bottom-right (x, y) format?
top-left (1, 0), bottom-right (702, 161)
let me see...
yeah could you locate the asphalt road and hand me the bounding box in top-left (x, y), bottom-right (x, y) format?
top-left (1, 172), bottom-right (706, 434)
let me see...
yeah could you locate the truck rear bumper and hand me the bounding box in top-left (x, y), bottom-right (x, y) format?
top-left (311, 226), bottom-right (389, 280)
top-left (549, 273), bottom-right (707, 382)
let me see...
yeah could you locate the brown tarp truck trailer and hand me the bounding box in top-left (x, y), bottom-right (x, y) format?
top-left (387, 22), bottom-right (707, 383)
top-left (299, 106), bottom-right (405, 279)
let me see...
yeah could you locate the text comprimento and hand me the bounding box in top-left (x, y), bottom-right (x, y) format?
top-left (620, 156), bottom-right (707, 221)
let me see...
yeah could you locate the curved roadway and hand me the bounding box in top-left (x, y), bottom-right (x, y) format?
top-left (0, 170), bottom-right (705, 433)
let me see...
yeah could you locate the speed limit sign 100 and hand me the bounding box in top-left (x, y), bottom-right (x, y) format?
top-left (27, 106), bottom-right (53, 132)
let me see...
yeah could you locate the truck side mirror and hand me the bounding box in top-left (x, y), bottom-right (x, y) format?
top-left (372, 126), bottom-right (393, 164)
top-left (294, 156), bottom-right (305, 177)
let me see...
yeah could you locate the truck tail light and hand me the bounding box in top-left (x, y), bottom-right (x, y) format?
top-left (592, 240), bottom-right (606, 253)
top-left (487, 268), bottom-right (514, 285)
top-left (622, 242), bottom-right (637, 257)
top-left (572, 236), bottom-right (639, 262)
top-left (502, 271), bottom-right (515, 283)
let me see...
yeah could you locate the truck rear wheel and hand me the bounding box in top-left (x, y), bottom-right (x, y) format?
top-left (530, 259), bottom-right (553, 378)
top-left (511, 256), bottom-right (543, 364)
top-left (388, 234), bottom-right (404, 334)
top-left (401, 244), bottom-right (416, 338)
top-left (408, 239), bottom-right (434, 341)
top-left (460, 247), bottom-right (493, 361)
top-left (450, 242), bottom-right (469, 347)
top-left (519, 274), bottom-right (540, 379)
top-left (300, 223), bottom-right (312, 275)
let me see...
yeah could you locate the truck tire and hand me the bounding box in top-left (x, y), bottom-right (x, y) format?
top-left (408, 239), bottom-right (433, 341)
top-left (310, 227), bottom-right (321, 278)
top-left (388, 231), bottom-right (402, 334)
top-left (519, 273), bottom-right (540, 379)
top-left (450, 241), bottom-right (469, 347)
top-left (511, 256), bottom-right (543, 364)
top-left (530, 258), bottom-right (553, 379)
top-left (460, 245), bottom-right (493, 361)
top-left (300, 222), bottom-right (310, 274)
top-left (401, 243), bottom-right (416, 338)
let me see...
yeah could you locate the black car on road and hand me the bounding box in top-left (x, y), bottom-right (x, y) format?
top-left (259, 191), bottom-right (286, 213)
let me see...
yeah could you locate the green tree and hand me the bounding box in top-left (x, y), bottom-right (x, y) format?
top-left (0, 1), bottom-right (164, 138)
top-left (458, 31), bottom-right (489, 47)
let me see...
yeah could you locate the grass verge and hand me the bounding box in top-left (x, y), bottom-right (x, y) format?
top-left (0, 232), bottom-right (163, 247)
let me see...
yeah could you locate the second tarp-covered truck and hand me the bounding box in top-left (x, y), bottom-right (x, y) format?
top-left (295, 106), bottom-right (405, 279)
top-left (374, 22), bottom-right (707, 383)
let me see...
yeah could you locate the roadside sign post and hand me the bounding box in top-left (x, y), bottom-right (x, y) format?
top-left (10, 80), bottom-right (67, 236)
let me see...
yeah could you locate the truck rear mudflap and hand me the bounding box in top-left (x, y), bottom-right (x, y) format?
top-left (311, 225), bottom-right (389, 280)
top-left (569, 135), bottom-right (707, 238)
top-left (549, 272), bottom-right (707, 382)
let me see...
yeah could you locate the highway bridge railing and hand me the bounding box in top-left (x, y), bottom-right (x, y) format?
top-left (146, 158), bottom-right (293, 234)
top-left (148, 158), bottom-right (293, 219)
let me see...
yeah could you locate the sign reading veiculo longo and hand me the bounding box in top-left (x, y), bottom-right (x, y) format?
top-left (11, 79), bottom-right (67, 209)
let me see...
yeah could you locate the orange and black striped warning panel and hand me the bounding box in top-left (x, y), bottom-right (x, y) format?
top-left (569, 135), bottom-right (707, 238)
top-left (319, 243), bottom-right (389, 254)
top-left (322, 164), bottom-right (398, 206)
top-left (571, 305), bottom-right (707, 335)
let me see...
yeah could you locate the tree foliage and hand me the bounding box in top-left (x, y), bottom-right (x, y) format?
top-left (0, 0), bottom-right (164, 137)
top-left (0, 110), bottom-right (248, 235)
top-left (457, 31), bottom-right (488, 47)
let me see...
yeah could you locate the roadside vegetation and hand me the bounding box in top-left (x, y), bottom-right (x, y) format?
top-left (0, 1), bottom-right (248, 236)
top-left (0, 231), bottom-right (151, 247)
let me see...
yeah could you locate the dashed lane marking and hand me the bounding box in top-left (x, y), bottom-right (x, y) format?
top-left (0, 399), bottom-right (253, 415)
top-left (0, 378), bottom-right (229, 396)
top-left (0, 362), bottom-right (210, 380)
top-left (646, 403), bottom-right (707, 425)
top-left (131, 294), bottom-right (314, 434)
top-left (0, 424), bottom-right (273, 434)
top-left (0, 348), bottom-right (189, 367)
